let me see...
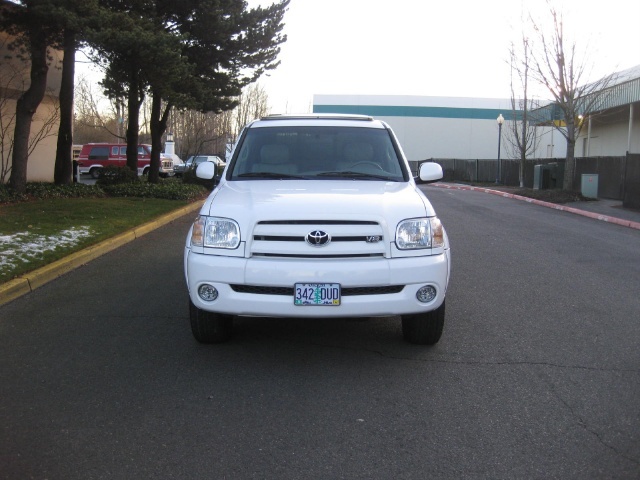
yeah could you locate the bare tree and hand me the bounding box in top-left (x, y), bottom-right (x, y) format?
top-left (71, 75), bottom-right (271, 161)
top-left (233, 83), bottom-right (270, 136)
top-left (0, 96), bottom-right (59, 183)
top-left (165, 83), bottom-right (270, 160)
top-left (507, 34), bottom-right (541, 187)
top-left (169, 109), bottom-right (229, 159)
top-left (529, 3), bottom-right (616, 191)
top-left (0, 61), bottom-right (23, 182)
top-left (73, 76), bottom-right (122, 144)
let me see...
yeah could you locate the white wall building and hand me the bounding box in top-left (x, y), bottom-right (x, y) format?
top-left (0, 29), bottom-right (62, 183)
top-left (575, 64), bottom-right (640, 157)
top-left (313, 94), bottom-right (564, 162)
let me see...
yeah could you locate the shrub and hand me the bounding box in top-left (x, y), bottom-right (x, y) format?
top-left (96, 166), bottom-right (139, 186)
top-left (103, 181), bottom-right (208, 201)
top-left (181, 167), bottom-right (199, 184)
top-left (0, 184), bottom-right (25, 203)
top-left (0, 178), bottom-right (206, 204)
top-left (25, 182), bottom-right (106, 199)
top-left (0, 182), bottom-right (105, 203)
top-left (182, 166), bottom-right (218, 190)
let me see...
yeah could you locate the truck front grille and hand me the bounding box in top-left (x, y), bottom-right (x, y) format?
top-left (230, 285), bottom-right (405, 296)
top-left (251, 220), bottom-right (387, 258)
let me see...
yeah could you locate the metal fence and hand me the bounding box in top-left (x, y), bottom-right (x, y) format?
top-left (411, 154), bottom-right (639, 202)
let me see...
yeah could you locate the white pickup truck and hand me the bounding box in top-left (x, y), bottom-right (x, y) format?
top-left (184, 114), bottom-right (450, 344)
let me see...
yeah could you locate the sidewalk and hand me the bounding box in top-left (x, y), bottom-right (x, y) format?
top-left (431, 183), bottom-right (640, 230)
top-left (563, 198), bottom-right (640, 225)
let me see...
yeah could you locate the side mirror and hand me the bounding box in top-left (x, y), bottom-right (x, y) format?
top-left (196, 161), bottom-right (216, 180)
top-left (418, 162), bottom-right (443, 183)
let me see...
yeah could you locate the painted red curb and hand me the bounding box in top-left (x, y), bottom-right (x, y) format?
top-left (430, 183), bottom-right (640, 231)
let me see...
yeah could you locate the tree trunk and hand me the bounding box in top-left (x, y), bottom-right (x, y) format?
top-left (149, 92), bottom-right (172, 184)
top-left (519, 116), bottom-right (527, 187)
top-left (9, 27), bottom-right (49, 194)
top-left (148, 92), bottom-right (162, 184)
top-left (563, 118), bottom-right (576, 191)
top-left (563, 140), bottom-right (576, 191)
top-left (125, 69), bottom-right (143, 174)
top-left (54, 29), bottom-right (76, 185)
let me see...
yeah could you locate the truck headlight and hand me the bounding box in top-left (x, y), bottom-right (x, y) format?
top-left (396, 217), bottom-right (444, 250)
top-left (191, 216), bottom-right (240, 249)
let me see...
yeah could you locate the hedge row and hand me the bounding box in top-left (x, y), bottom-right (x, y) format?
top-left (0, 178), bottom-right (208, 204)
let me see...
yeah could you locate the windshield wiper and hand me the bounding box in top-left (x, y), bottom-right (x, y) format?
top-left (237, 172), bottom-right (305, 179)
top-left (316, 171), bottom-right (392, 181)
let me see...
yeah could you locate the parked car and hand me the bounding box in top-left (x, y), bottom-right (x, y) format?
top-left (162, 153), bottom-right (183, 173)
top-left (72, 144), bottom-right (82, 161)
top-left (174, 155), bottom-right (225, 177)
top-left (77, 143), bottom-right (174, 178)
top-left (184, 114), bottom-right (450, 345)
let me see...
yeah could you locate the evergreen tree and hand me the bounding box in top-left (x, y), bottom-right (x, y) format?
top-left (2, 0), bottom-right (288, 189)
top-left (91, 0), bottom-right (288, 181)
top-left (1, 1), bottom-right (58, 193)
top-left (1, 0), bottom-right (103, 190)
top-left (53, 0), bottom-right (102, 185)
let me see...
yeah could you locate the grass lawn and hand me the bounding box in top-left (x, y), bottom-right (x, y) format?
top-left (0, 197), bottom-right (192, 283)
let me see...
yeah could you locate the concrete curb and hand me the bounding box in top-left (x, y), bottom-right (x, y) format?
top-left (431, 183), bottom-right (640, 231)
top-left (0, 201), bottom-right (202, 307)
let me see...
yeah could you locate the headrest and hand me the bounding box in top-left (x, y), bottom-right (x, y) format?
top-left (343, 142), bottom-right (374, 163)
top-left (260, 144), bottom-right (290, 164)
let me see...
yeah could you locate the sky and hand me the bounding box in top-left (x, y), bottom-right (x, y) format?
top-left (247, 0), bottom-right (640, 113)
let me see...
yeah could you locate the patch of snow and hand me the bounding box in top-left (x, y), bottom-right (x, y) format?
top-left (0, 226), bottom-right (94, 273)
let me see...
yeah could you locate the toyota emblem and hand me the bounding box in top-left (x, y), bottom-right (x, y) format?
top-left (305, 230), bottom-right (330, 247)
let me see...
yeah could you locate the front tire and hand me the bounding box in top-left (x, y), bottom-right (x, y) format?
top-left (401, 301), bottom-right (445, 345)
top-left (189, 300), bottom-right (233, 344)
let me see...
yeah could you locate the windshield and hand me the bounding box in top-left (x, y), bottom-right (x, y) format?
top-left (229, 126), bottom-right (407, 181)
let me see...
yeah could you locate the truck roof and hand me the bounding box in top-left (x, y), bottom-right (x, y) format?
top-left (260, 113), bottom-right (374, 122)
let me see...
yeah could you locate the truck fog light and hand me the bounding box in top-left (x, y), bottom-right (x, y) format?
top-left (198, 284), bottom-right (218, 302)
top-left (416, 285), bottom-right (437, 303)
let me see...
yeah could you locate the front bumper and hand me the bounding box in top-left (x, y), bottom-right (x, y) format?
top-left (185, 249), bottom-right (450, 318)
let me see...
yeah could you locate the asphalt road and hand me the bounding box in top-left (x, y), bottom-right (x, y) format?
top-left (1, 187), bottom-right (639, 479)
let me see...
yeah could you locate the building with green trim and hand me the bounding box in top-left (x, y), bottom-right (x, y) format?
top-left (313, 94), bottom-right (563, 161)
top-left (531, 65), bottom-right (640, 157)
top-left (576, 65), bottom-right (639, 157)
top-left (314, 65), bottom-right (640, 161)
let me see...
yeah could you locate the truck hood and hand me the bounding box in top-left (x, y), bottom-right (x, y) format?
top-left (200, 180), bottom-right (436, 226)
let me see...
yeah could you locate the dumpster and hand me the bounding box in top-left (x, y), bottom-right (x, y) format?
top-left (533, 164), bottom-right (549, 190)
top-left (534, 163), bottom-right (564, 190)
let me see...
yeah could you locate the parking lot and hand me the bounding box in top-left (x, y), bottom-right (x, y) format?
top-left (1, 187), bottom-right (639, 479)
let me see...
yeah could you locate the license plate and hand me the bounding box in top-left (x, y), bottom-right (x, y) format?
top-left (294, 283), bottom-right (341, 306)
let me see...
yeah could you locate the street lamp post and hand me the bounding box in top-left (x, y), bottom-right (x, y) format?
top-left (496, 114), bottom-right (504, 184)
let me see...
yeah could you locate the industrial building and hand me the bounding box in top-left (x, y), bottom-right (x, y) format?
top-left (573, 64), bottom-right (640, 157)
top-left (313, 64), bottom-right (640, 163)
top-left (313, 94), bottom-right (564, 162)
